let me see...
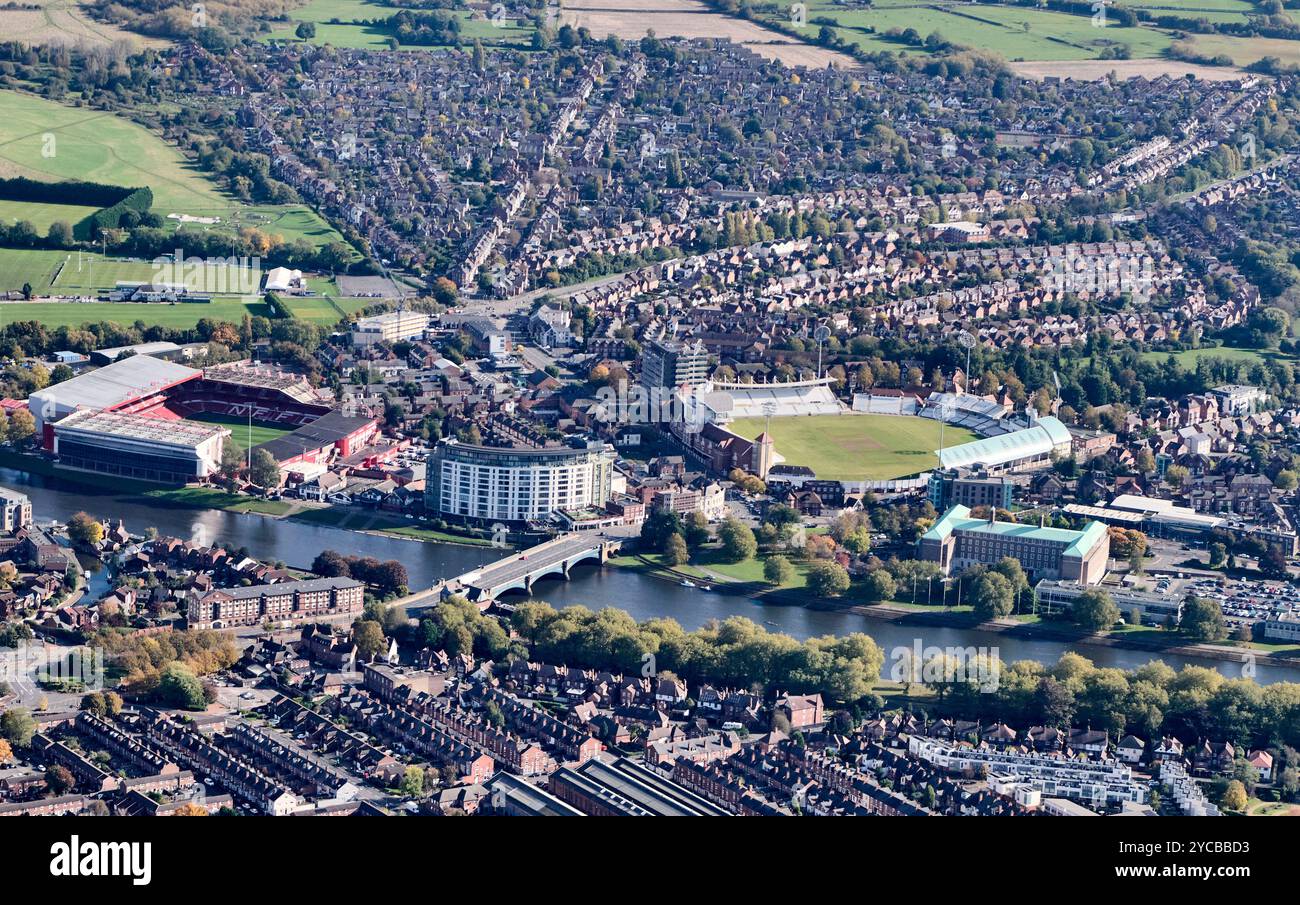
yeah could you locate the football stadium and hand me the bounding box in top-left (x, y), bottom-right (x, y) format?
top-left (26, 356), bottom-right (374, 484)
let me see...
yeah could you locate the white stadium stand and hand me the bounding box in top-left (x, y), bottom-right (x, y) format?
top-left (690, 376), bottom-right (845, 424)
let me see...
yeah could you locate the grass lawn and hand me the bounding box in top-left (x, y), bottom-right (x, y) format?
top-left (0, 198), bottom-right (103, 238)
top-left (264, 0), bottom-right (534, 49)
top-left (0, 89), bottom-right (351, 253)
top-left (0, 298), bottom-right (271, 329)
top-left (727, 413), bottom-right (977, 481)
top-left (0, 247), bottom-right (66, 292)
top-left (288, 505), bottom-right (500, 546)
top-left (1246, 798), bottom-right (1300, 816)
top-left (184, 412), bottom-right (296, 448)
top-left (146, 486), bottom-right (292, 515)
top-left (1139, 346), bottom-right (1295, 368)
top-left (762, 0), bottom-right (1175, 61)
top-left (281, 294), bottom-right (348, 324)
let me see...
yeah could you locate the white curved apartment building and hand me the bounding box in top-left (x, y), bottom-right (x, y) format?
top-left (425, 439), bottom-right (616, 524)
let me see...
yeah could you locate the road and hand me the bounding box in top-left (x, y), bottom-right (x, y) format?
top-left (456, 271), bottom-right (634, 318)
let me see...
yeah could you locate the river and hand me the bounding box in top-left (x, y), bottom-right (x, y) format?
top-left (4, 466), bottom-right (1297, 685)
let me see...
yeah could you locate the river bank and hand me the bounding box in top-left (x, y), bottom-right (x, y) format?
top-left (607, 548), bottom-right (1300, 674)
top-left (0, 448), bottom-right (500, 548)
top-left (4, 461), bottom-right (1299, 682)
top-left (829, 600), bottom-right (1300, 672)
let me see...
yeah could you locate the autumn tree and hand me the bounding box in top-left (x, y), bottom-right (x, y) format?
top-left (66, 511), bottom-right (104, 548)
top-left (806, 561), bottom-right (850, 598)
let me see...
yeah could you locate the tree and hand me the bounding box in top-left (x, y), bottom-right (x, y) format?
top-left (45, 764), bottom-right (75, 795)
top-left (0, 707), bottom-right (34, 747)
top-left (717, 517), bottom-right (757, 563)
top-left (864, 569), bottom-right (896, 602)
top-left (295, 21), bottom-right (316, 38)
top-left (1181, 596), bottom-right (1228, 643)
top-left (173, 802), bottom-right (209, 816)
top-left (1220, 779), bottom-right (1248, 812)
top-left (0, 738), bottom-right (12, 763)
top-left (400, 765), bottom-right (425, 798)
top-left (5, 408), bottom-right (34, 444)
top-left (1275, 470), bottom-right (1298, 492)
top-left (157, 662), bottom-right (207, 710)
top-left (842, 526), bottom-right (872, 555)
top-left (806, 561), bottom-right (850, 598)
top-left (1208, 542), bottom-right (1228, 569)
top-left (1072, 588), bottom-right (1120, 632)
top-left (80, 692), bottom-right (107, 716)
top-left (66, 511), bottom-right (104, 548)
top-left (664, 532), bottom-right (689, 566)
top-left (353, 620), bottom-right (387, 660)
top-left (681, 511), bottom-right (711, 548)
top-left (969, 571), bottom-right (1014, 620)
top-left (1261, 545), bottom-right (1290, 579)
top-left (313, 550), bottom-right (351, 577)
top-left (764, 554), bottom-right (794, 586)
top-left (249, 448), bottom-right (281, 489)
top-left (640, 509), bottom-right (683, 552)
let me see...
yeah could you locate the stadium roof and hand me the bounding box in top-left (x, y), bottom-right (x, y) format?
top-left (31, 356), bottom-right (200, 415)
top-left (922, 504), bottom-right (1103, 555)
top-left (253, 410), bottom-right (376, 462)
top-left (56, 409), bottom-right (227, 450)
top-left (936, 416), bottom-right (1070, 470)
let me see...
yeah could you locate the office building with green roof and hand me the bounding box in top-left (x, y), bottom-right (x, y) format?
top-left (918, 504), bottom-right (1109, 585)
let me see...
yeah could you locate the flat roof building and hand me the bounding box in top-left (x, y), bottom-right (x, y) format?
top-left (53, 409), bottom-right (228, 485)
top-left (351, 310), bottom-right (431, 347)
top-left (0, 487), bottom-right (32, 533)
top-left (1035, 579), bottom-right (1185, 626)
top-left (642, 338), bottom-right (709, 391)
top-left (919, 504), bottom-right (1109, 584)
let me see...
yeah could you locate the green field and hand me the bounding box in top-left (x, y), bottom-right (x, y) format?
top-left (0, 298), bottom-right (271, 329)
top-left (728, 413), bottom-right (978, 481)
top-left (0, 90), bottom-right (349, 252)
top-left (1140, 346), bottom-right (1296, 367)
top-left (769, 0), bottom-right (1293, 63)
top-left (0, 248), bottom-right (66, 292)
top-left (0, 198), bottom-right (104, 238)
top-left (0, 248), bottom-right (267, 295)
top-left (264, 0), bottom-right (534, 49)
top-left (185, 412), bottom-right (296, 447)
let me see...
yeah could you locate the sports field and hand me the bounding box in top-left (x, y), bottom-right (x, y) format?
top-left (0, 199), bottom-right (103, 237)
top-left (728, 413), bottom-right (979, 481)
top-left (0, 299), bottom-right (272, 329)
top-left (185, 412), bottom-right (296, 447)
top-left (0, 90), bottom-right (350, 252)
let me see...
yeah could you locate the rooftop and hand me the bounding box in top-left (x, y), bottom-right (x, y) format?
top-left (922, 504), bottom-right (1104, 556)
top-left (936, 416), bottom-right (1070, 470)
top-left (30, 356), bottom-right (200, 415)
top-left (56, 409), bottom-right (228, 449)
